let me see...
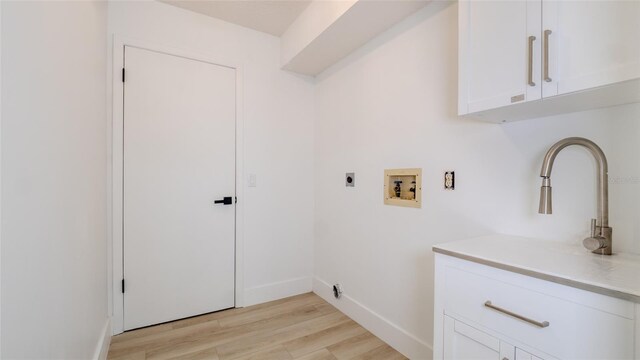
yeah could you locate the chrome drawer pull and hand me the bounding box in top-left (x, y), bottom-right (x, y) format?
top-left (484, 301), bottom-right (550, 328)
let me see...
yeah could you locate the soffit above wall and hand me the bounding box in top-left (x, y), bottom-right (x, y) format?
top-left (281, 0), bottom-right (431, 76)
top-left (158, 0), bottom-right (312, 36)
top-left (158, 0), bottom-right (431, 77)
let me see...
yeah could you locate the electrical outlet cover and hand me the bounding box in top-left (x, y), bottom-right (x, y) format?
top-left (444, 171), bottom-right (455, 190)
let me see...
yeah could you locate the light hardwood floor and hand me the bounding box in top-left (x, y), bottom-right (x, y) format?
top-left (108, 292), bottom-right (407, 360)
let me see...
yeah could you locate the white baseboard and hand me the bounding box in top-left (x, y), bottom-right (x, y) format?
top-left (243, 276), bottom-right (312, 307)
top-left (93, 318), bottom-right (112, 360)
top-left (313, 277), bottom-right (432, 359)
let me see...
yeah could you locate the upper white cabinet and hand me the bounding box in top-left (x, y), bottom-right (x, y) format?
top-left (459, 0), bottom-right (541, 114)
top-left (459, 0), bottom-right (640, 122)
top-left (542, 1), bottom-right (640, 97)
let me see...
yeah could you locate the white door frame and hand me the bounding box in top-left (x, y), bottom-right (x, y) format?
top-left (109, 35), bottom-right (245, 335)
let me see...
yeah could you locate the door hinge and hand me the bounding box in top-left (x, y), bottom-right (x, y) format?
top-left (121, 279), bottom-right (125, 293)
top-left (122, 68), bottom-right (125, 83)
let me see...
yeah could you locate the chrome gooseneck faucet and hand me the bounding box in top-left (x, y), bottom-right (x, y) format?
top-left (538, 137), bottom-right (612, 255)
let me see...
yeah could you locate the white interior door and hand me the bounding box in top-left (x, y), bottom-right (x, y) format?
top-left (123, 46), bottom-right (236, 330)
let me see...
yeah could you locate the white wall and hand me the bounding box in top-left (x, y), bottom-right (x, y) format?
top-left (108, 1), bottom-right (315, 313)
top-left (313, 2), bottom-right (640, 358)
top-left (1, 1), bottom-right (109, 358)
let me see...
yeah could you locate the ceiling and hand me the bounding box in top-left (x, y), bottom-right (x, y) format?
top-left (158, 0), bottom-right (313, 36)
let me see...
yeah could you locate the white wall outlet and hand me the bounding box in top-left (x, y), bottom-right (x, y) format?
top-left (248, 173), bottom-right (257, 187)
top-left (444, 171), bottom-right (455, 190)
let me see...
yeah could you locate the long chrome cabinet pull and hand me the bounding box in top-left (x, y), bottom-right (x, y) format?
top-left (528, 35), bottom-right (536, 86)
top-left (543, 30), bottom-right (552, 82)
top-left (484, 301), bottom-right (550, 328)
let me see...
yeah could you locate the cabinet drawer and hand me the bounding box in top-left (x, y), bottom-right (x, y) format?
top-left (443, 265), bottom-right (634, 359)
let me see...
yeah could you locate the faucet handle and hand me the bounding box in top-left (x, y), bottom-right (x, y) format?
top-left (584, 236), bottom-right (606, 251)
top-left (590, 218), bottom-right (597, 237)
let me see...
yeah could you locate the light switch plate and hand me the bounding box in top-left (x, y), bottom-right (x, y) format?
top-left (248, 174), bottom-right (257, 187)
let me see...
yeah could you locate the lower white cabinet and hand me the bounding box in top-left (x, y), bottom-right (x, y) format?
top-left (434, 253), bottom-right (637, 359)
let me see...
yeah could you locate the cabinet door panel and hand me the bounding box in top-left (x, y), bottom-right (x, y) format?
top-left (516, 348), bottom-right (544, 360)
top-left (461, 0), bottom-right (541, 114)
top-left (542, 0), bottom-right (640, 97)
top-left (444, 316), bottom-right (516, 360)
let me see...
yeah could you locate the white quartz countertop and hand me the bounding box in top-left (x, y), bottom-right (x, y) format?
top-left (432, 234), bottom-right (640, 303)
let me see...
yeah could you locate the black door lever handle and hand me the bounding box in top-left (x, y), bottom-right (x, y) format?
top-left (214, 196), bottom-right (233, 205)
